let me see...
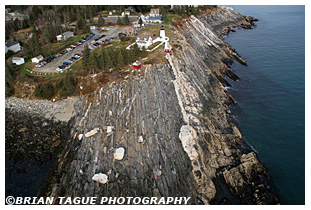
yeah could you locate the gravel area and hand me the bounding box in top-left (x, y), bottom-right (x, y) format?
top-left (5, 97), bottom-right (80, 122)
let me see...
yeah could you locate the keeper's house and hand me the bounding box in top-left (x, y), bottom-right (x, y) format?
top-left (136, 35), bottom-right (153, 49)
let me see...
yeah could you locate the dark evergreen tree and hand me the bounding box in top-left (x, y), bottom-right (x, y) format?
top-left (138, 17), bottom-right (143, 25)
top-left (97, 14), bottom-right (105, 26)
top-left (98, 50), bottom-right (105, 69)
top-left (34, 83), bottom-right (55, 99)
top-left (103, 48), bottom-right (113, 69)
top-left (5, 63), bottom-right (14, 97)
top-left (60, 76), bottom-right (76, 96)
top-left (82, 45), bottom-right (90, 70)
top-left (122, 15), bottom-right (130, 25)
top-left (117, 16), bottom-right (122, 25)
top-left (88, 51), bottom-right (99, 73)
top-left (160, 6), bottom-right (167, 22)
top-left (116, 50), bottom-right (125, 68)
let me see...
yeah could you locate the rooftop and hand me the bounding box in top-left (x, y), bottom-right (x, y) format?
top-left (145, 16), bottom-right (162, 21)
top-left (62, 31), bottom-right (74, 37)
top-left (12, 57), bottom-right (23, 61)
top-left (6, 41), bottom-right (19, 48)
top-left (34, 55), bottom-right (44, 60)
top-left (137, 35), bottom-right (150, 40)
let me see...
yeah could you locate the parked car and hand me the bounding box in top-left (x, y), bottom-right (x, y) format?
top-left (118, 33), bottom-right (126, 37)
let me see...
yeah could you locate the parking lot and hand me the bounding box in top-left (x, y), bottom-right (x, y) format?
top-left (32, 26), bottom-right (129, 73)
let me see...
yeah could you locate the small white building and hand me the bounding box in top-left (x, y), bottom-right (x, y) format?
top-left (136, 35), bottom-right (153, 49)
top-left (12, 57), bottom-right (25, 65)
top-left (90, 25), bottom-right (96, 30)
top-left (31, 55), bottom-right (44, 63)
top-left (121, 11), bottom-right (130, 17)
top-left (5, 41), bottom-right (22, 53)
top-left (56, 31), bottom-right (74, 41)
top-left (109, 12), bottom-right (113, 15)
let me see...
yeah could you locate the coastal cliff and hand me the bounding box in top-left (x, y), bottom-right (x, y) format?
top-left (6, 6), bottom-right (278, 204)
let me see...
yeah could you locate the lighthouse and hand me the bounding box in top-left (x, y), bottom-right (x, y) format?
top-left (160, 26), bottom-right (165, 41)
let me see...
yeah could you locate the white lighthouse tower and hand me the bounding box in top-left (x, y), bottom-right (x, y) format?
top-left (160, 26), bottom-right (166, 41)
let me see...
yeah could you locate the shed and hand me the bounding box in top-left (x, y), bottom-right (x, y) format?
top-left (56, 31), bottom-right (74, 41)
top-left (12, 57), bottom-right (25, 65)
top-left (31, 55), bottom-right (44, 63)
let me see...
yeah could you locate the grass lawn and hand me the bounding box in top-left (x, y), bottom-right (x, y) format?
top-left (164, 14), bottom-right (182, 25)
top-left (138, 24), bottom-right (175, 39)
top-left (18, 60), bottom-right (35, 75)
top-left (70, 59), bottom-right (83, 72)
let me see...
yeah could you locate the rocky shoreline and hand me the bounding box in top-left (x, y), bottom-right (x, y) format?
top-left (5, 6), bottom-right (278, 204)
top-left (5, 96), bottom-right (80, 122)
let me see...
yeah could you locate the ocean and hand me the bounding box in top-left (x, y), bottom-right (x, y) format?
top-left (225, 5), bottom-right (305, 204)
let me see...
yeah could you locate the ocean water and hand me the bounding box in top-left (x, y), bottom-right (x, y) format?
top-left (225, 5), bottom-right (305, 204)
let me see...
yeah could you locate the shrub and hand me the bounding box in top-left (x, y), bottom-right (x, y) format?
top-left (34, 83), bottom-right (55, 99)
top-left (60, 77), bottom-right (76, 96)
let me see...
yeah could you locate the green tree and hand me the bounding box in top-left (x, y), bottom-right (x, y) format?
top-left (121, 48), bottom-right (128, 64)
top-left (98, 50), bottom-right (105, 69)
top-left (82, 44), bottom-right (90, 70)
top-left (42, 24), bottom-right (54, 44)
top-left (138, 17), bottom-right (143, 25)
top-left (88, 51), bottom-right (99, 73)
top-left (122, 15), bottom-right (130, 25)
top-left (160, 6), bottom-right (167, 22)
top-left (132, 44), bottom-right (140, 59)
top-left (76, 16), bottom-right (86, 30)
top-left (116, 50), bottom-right (125, 68)
top-left (97, 14), bottom-right (105, 26)
top-left (127, 48), bottom-right (136, 63)
top-left (5, 63), bottom-right (15, 97)
top-left (140, 46), bottom-right (147, 58)
top-left (83, 24), bottom-right (90, 33)
top-left (34, 83), bottom-right (55, 99)
top-left (117, 16), bottom-right (122, 25)
top-left (103, 48), bottom-right (113, 69)
top-left (60, 77), bottom-right (76, 96)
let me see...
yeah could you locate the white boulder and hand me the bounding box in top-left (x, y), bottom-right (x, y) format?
top-left (92, 173), bottom-right (108, 184)
top-left (85, 128), bottom-right (99, 138)
top-left (107, 126), bottom-right (113, 134)
top-left (78, 134), bottom-right (83, 140)
top-left (114, 147), bottom-right (125, 160)
top-left (138, 136), bottom-right (144, 143)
